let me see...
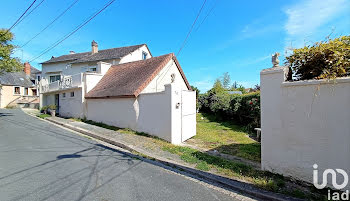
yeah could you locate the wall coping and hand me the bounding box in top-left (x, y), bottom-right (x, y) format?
top-left (260, 66), bottom-right (286, 75)
top-left (282, 76), bottom-right (350, 87)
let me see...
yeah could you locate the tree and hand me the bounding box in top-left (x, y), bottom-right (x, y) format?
top-left (237, 85), bottom-right (246, 94)
top-left (0, 29), bottom-right (22, 73)
top-left (221, 72), bottom-right (231, 89)
top-left (231, 81), bottom-right (238, 89)
top-left (211, 78), bottom-right (225, 94)
top-left (190, 85), bottom-right (200, 98)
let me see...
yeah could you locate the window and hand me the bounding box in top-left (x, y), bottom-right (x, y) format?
top-left (70, 91), bottom-right (74, 97)
top-left (24, 88), bottom-right (29, 96)
top-left (37, 75), bottom-right (41, 81)
top-left (142, 51), bottom-right (148, 60)
top-left (63, 93), bottom-right (66, 98)
top-left (14, 87), bottom-right (20, 95)
top-left (49, 75), bottom-right (61, 83)
top-left (32, 89), bottom-right (37, 96)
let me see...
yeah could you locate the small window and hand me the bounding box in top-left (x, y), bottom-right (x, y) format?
top-left (63, 93), bottom-right (66, 98)
top-left (24, 88), bottom-right (29, 95)
top-left (14, 87), bottom-right (20, 95)
top-left (32, 89), bottom-right (37, 96)
top-left (90, 67), bottom-right (97, 72)
top-left (37, 75), bottom-right (41, 81)
top-left (49, 75), bottom-right (61, 83)
top-left (142, 51), bottom-right (148, 60)
top-left (70, 91), bottom-right (74, 97)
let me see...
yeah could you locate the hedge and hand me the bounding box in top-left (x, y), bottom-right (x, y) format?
top-left (198, 91), bottom-right (260, 131)
top-left (285, 35), bottom-right (350, 80)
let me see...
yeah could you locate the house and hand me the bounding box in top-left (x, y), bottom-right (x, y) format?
top-left (39, 41), bottom-right (152, 117)
top-left (0, 62), bottom-right (41, 108)
top-left (39, 41), bottom-right (196, 144)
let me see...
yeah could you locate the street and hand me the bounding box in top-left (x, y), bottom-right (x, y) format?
top-left (0, 109), bottom-right (252, 201)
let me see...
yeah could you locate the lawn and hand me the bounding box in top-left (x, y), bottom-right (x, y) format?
top-left (188, 113), bottom-right (261, 162)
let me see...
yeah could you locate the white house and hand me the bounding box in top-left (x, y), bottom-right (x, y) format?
top-left (40, 41), bottom-right (152, 117)
top-left (39, 41), bottom-right (196, 144)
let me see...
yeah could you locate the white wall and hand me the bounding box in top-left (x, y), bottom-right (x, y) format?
top-left (86, 84), bottom-right (196, 144)
top-left (261, 67), bottom-right (350, 190)
top-left (120, 45), bottom-right (151, 63)
top-left (59, 88), bottom-right (84, 118)
top-left (142, 59), bottom-right (188, 93)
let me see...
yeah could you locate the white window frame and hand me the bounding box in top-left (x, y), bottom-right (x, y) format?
top-left (13, 86), bottom-right (21, 95)
top-left (24, 87), bottom-right (29, 96)
top-left (49, 75), bottom-right (61, 83)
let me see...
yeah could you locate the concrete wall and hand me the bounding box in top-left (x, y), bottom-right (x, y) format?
top-left (260, 66), bottom-right (350, 190)
top-left (142, 59), bottom-right (188, 93)
top-left (86, 84), bottom-right (196, 144)
top-left (58, 88), bottom-right (84, 118)
top-left (0, 85), bottom-right (37, 108)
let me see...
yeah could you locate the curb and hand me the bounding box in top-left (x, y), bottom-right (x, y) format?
top-left (43, 117), bottom-right (302, 201)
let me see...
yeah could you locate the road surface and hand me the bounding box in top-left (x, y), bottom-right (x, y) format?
top-left (0, 109), bottom-right (254, 201)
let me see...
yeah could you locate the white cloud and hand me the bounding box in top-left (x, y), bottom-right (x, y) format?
top-left (284, 0), bottom-right (349, 47)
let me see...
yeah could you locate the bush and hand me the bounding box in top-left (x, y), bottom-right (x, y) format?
top-left (198, 90), bottom-right (260, 131)
top-left (285, 35), bottom-right (350, 80)
top-left (40, 106), bottom-right (48, 113)
top-left (48, 105), bottom-right (57, 110)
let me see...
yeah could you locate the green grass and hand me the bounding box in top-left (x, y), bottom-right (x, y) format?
top-left (193, 113), bottom-right (261, 162)
top-left (37, 114), bottom-right (51, 119)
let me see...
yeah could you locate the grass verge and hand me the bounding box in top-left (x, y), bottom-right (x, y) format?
top-left (192, 113), bottom-right (261, 162)
top-left (37, 114), bottom-right (51, 119)
top-left (70, 117), bottom-right (326, 200)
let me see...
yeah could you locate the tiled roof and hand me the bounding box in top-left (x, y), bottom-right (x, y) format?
top-left (41, 44), bottom-right (146, 64)
top-left (0, 72), bottom-right (35, 87)
top-left (85, 53), bottom-right (191, 99)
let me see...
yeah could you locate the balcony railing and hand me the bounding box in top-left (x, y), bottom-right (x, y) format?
top-left (40, 73), bottom-right (83, 93)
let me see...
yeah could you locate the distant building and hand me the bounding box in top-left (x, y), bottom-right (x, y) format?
top-left (0, 62), bottom-right (41, 108)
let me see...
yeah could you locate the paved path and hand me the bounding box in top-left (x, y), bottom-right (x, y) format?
top-left (0, 109), bottom-right (255, 201)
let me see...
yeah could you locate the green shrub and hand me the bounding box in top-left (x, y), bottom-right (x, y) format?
top-left (48, 105), bottom-right (57, 110)
top-left (40, 106), bottom-right (48, 113)
top-left (198, 90), bottom-right (260, 131)
top-left (285, 35), bottom-right (350, 80)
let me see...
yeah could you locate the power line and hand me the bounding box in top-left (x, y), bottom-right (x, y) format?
top-left (176, 0), bottom-right (207, 57)
top-left (13, 0), bottom-right (46, 30)
top-left (29, 0), bottom-right (116, 63)
top-left (20, 0), bottom-right (80, 48)
top-left (195, 0), bottom-right (218, 32)
top-left (2, 0), bottom-right (37, 35)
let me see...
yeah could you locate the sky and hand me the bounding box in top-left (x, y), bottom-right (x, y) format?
top-left (1, 0), bottom-right (349, 92)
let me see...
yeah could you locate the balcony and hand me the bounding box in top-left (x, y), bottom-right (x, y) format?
top-left (40, 73), bottom-right (83, 93)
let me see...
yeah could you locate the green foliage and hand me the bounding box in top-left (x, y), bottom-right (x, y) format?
top-left (221, 72), bottom-right (231, 89)
top-left (190, 85), bottom-right (200, 98)
top-left (198, 90), bottom-right (260, 131)
top-left (37, 114), bottom-right (50, 119)
top-left (0, 29), bottom-right (22, 73)
top-left (48, 104), bottom-right (57, 110)
top-left (285, 35), bottom-right (350, 80)
top-left (40, 106), bottom-right (48, 113)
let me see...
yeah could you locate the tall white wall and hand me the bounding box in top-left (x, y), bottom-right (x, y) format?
top-left (261, 67), bottom-right (350, 190)
top-left (58, 88), bottom-right (84, 118)
top-left (86, 84), bottom-right (195, 144)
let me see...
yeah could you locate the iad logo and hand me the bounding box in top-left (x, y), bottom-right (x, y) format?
top-left (313, 164), bottom-right (349, 200)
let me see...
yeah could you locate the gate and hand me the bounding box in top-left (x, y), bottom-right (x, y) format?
top-left (181, 90), bottom-right (196, 142)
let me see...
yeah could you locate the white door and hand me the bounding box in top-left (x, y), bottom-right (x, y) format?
top-left (181, 90), bottom-right (196, 142)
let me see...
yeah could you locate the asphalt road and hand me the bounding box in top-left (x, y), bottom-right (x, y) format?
top-left (0, 109), bottom-right (253, 201)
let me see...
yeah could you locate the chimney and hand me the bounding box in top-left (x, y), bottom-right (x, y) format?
top-left (24, 62), bottom-right (31, 76)
top-left (91, 40), bottom-right (98, 54)
top-left (69, 51), bottom-right (75, 54)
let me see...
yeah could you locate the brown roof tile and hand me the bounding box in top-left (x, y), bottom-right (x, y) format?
top-left (85, 53), bottom-right (191, 99)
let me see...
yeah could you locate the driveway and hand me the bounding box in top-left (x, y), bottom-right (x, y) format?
top-left (0, 109), bottom-right (253, 201)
